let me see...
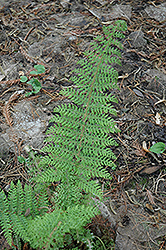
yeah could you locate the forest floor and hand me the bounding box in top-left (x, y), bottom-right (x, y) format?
top-left (0, 0), bottom-right (166, 249)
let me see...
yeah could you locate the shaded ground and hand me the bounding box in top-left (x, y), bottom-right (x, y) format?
top-left (0, 0), bottom-right (166, 249)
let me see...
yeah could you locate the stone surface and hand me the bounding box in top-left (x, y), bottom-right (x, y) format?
top-left (128, 30), bottom-right (147, 49)
top-left (0, 100), bottom-right (50, 158)
top-left (87, 4), bottom-right (132, 21)
top-left (145, 3), bottom-right (166, 22)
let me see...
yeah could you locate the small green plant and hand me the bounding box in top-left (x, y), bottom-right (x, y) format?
top-left (20, 64), bottom-right (45, 97)
top-left (92, 235), bottom-right (115, 250)
top-left (149, 142), bottom-right (166, 154)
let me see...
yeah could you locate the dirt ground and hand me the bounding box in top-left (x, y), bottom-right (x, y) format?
top-left (0, 0), bottom-right (166, 249)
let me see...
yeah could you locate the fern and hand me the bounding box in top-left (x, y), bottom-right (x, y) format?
top-left (0, 181), bottom-right (48, 245)
top-left (36, 20), bottom-right (127, 188)
top-left (0, 20), bottom-right (127, 249)
top-left (27, 205), bottom-right (97, 249)
top-left (0, 181), bottom-right (97, 249)
top-left (0, 190), bottom-right (12, 245)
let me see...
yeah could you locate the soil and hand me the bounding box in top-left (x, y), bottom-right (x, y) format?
top-left (0, 0), bottom-right (166, 249)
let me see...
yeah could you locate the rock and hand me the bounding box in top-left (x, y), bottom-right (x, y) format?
top-left (128, 30), bottom-right (147, 49)
top-left (142, 68), bottom-right (166, 96)
top-left (0, 63), bottom-right (18, 84)
top-left (145, 3), bottom-right (166, 22)
top-left (86, 4), bottom-right (132, 22)
top-left (60, 0), bottom-right (70, 10)
top-left (0, 100), bottom-right (50, 159)
top-left (111, 4), bottom-right (132, 20)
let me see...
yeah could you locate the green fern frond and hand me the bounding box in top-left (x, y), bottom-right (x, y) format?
top-left (0, 181), bottom-right (49, 246)
top-left (24, 183), bottom-right (38, 218)
top-left (10, 213), bottom-right (29, 241)
top-left (0, 191), bottom-right (12, 246)
top-left (33, 20), bottom-right (127, 198)
top-left (0, 20), bottom-right (127, 250)
top-left (27, 205), bottom-right (97, 249)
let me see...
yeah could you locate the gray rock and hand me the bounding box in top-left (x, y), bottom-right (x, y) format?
top-left (86, 4), bottom-right (132, 22)
top-left (128, 30), bottom-right (147, 49)
top-left (145, 3), bottom-right (166, 22)
top-left (0, 100), bottom-right (50, 158)
top-left (60, 0), bottom-right (70, 10)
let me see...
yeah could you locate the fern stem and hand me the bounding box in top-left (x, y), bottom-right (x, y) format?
top-left (93, 235), bottom-right (107, 250)
top-left (77, 56), bottom-right (103, 156)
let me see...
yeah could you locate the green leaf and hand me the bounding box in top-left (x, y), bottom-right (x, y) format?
top-left (27, 79), bottom-right (34, 85)
top-left (20, 76), bottom-right (28, 82)
top-left (149, 142), bottom-right (166, 154)
top-left (30, 71), bottom-right (38, 75)
top-left (17, 156), bottom-right (26, 164)
top-left (34, 64), bottom-right (45, 74)
top-left (30, 78), bottom-right (42, 93)
top-left (30, 65), bottom-right (45, 75)
top-left (25, 91), bottom-right (33, 97)
top-left (27, 78), bottom-right (42, 93)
